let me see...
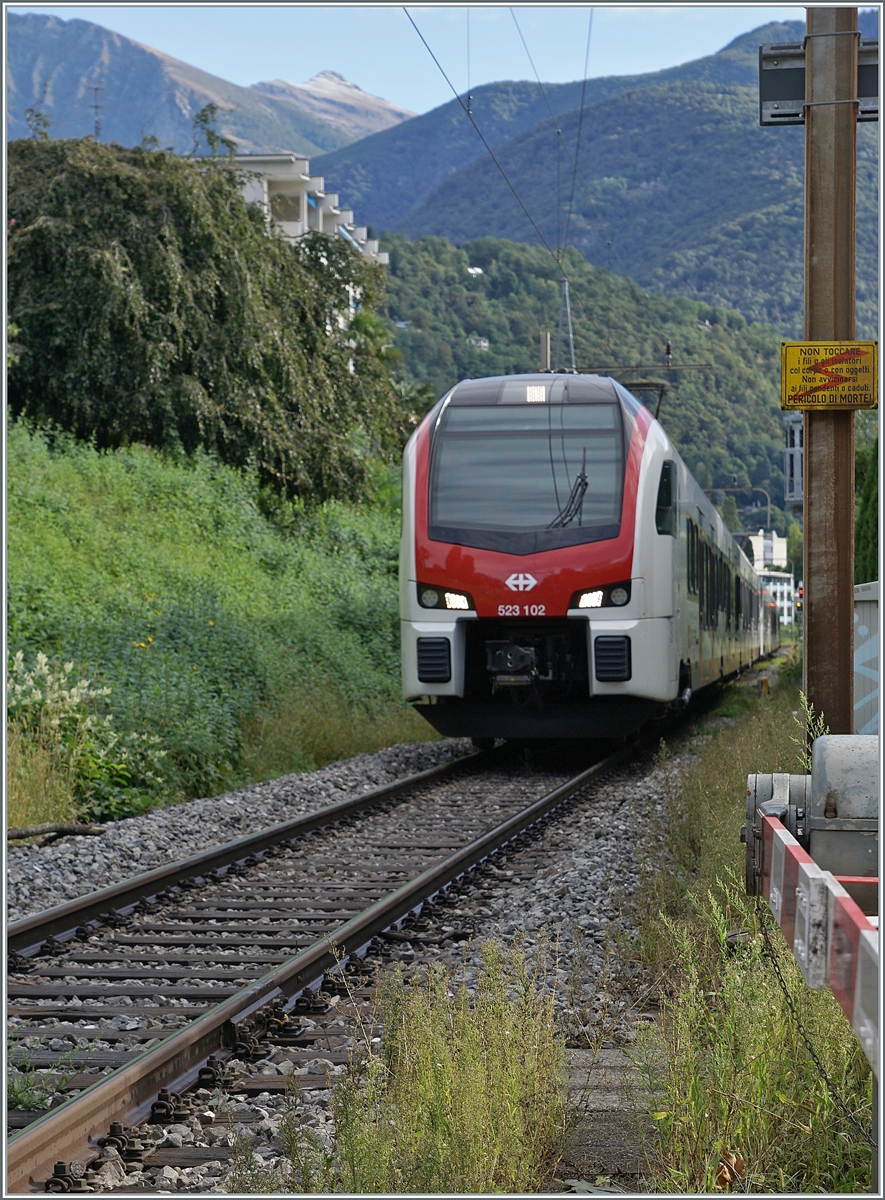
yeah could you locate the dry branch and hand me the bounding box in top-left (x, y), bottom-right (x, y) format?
top-left (7, 822), bottom-right (106, 841)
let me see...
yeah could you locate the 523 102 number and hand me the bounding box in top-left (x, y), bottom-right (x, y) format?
top-left (498, 604), bottom-right (546, 616)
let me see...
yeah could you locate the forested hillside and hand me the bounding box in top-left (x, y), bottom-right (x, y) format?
top-left (382, 234), bottom-right (787, 501)
top-left (399, 84), bottom-right (878, 338)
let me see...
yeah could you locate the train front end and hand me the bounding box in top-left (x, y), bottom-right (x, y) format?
top-left (400, 374), bottom-right (678, 740)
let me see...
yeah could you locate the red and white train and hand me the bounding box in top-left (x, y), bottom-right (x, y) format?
top-left (400, 373), bottom-right (779, 743)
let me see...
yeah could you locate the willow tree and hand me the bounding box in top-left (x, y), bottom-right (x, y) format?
top-left (7, 136), bottom-right (404, 500)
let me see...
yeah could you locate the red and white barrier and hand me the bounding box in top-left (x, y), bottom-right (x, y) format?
top-left (760, 815), bottom-right (878, 1075)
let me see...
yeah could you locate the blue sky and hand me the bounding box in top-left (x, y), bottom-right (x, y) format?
top-left (8, 4), bottom-right (810, 113)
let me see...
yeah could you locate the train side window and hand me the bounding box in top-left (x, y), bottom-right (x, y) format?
top-left (686, 519), bottom-right (697, 592)
top-left (655, 461), bottom-right (677, 535)
top-left (693, 523), bottom-right (698, 592)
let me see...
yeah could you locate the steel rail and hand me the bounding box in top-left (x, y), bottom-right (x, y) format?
top-left (8, 751), bottom-right (484, 957)
top-left (7, 748), bottom-right (627, 1192)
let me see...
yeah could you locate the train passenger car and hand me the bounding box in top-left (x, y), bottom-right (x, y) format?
top-left (760, 588), bottom-right (782, 658)
top-left (400, 373), bottom-right (763, 741)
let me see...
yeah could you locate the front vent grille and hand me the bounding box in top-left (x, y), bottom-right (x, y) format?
top-left (417, 637), bottom-right (452, 683)
top-left (594, 636), bottom-right (631, 682)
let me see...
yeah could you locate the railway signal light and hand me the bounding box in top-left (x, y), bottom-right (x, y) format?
top-left (796, 584), bottom-right (804, 612)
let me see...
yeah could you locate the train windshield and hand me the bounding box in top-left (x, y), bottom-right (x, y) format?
top-left (429, 403), bottom-right (626, 554)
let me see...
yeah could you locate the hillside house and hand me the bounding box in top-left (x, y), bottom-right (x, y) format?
top-left (236, 153), bottom-right (388, 265)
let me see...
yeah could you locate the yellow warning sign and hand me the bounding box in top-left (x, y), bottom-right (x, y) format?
top-left (781, 341), bottom-right (878, 410)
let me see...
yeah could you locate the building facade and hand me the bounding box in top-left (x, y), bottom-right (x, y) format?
top-left (758, 569), bottom-right (795, 627)
top-left (748, 528), bottom-right (788, 570)
top-left (236, 153), bottom-right (388, 264)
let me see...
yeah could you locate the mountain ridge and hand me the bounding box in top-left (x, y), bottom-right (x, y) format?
top-left (311, 19), bottom-right (810, 232)
top-left (248, 71), bottom-right (415, 142)
top-left (6, 12), bottom-right (409, 153)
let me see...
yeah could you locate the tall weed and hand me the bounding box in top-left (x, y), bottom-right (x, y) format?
top-left (632, 664), bottom-right (874, 1192)
top-left (242, 689), bottom-right (437, 780)
top-left (633, 877), bottom-right (873, 1192)
top-left (333, 945), bottom-right (568, 1194)
top-left (251, 942), bottom-right (569, 1194)
top-left (5, 722), bottom-right (78, 830)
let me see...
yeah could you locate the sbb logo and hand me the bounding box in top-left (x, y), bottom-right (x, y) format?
top-left (505, 573), bottom-right (538, 592)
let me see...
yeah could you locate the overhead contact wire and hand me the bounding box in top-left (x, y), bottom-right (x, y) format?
top-left (509, 6), bottom-right (624, 274)
top-left (403, 6), bottom-right (564, 277)
top-left (563, 9), bottom-right (594, 254)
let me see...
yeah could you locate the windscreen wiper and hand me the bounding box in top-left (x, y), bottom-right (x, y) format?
top-left (547, 448), bottom-right (587, 529)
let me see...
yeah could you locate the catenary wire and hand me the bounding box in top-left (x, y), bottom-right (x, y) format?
top-left (403, 6), bottom-right (564, 277)
top-left (509, 7), bottom-right (624, 274)
top-left (563, 9), bottom-right (594, 254)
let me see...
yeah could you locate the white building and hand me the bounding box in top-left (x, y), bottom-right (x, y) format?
top-left (235, 153), bottom-right (388, 265)
top-left (758, 569), bottom-right (795, 627)
top-left (748, 528), bottom-right (788, 569)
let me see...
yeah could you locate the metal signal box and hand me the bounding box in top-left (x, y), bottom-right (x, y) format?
top-left (759, 39), bottom-right (879, 126)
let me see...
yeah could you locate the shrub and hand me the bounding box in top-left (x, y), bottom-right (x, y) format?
top-left (7, 651), bottom-right (168, 821)
top-left (7, 419), bottom-right (435, 819)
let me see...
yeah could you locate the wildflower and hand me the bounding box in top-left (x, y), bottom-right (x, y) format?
top-left (208, 620), bottom-right (215, 626)
top-left (147, 637), bottom-right (153, 643)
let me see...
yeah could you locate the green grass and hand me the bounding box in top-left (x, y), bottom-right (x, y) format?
top-left (631, 660), bottom-right (874, 1192)
top-left (7, 419), bottom-right (436, 823)
top-left (5, 721), bottom-right (79, 831)
top-left (7, 1036), bottom-right (89, 1111)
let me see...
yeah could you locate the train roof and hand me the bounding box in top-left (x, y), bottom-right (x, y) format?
top-left (446, 374), bottom-right (625, 406)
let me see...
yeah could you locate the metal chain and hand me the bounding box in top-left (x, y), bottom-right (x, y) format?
top-left (757, 901), bottom-right (877, 1150)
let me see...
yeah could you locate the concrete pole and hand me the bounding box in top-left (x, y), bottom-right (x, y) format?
top-left (540, 331), bottom-right (551, 372)
top-left (802, 6), bottom-right (857, 733)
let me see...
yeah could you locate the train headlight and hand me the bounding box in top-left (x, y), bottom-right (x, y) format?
top-left (417, 585), bottom-right (474, 611)
top-left (577, 590), bottom-right (604, 609)
top-left (571, 582), bottom-right (632, 609)
top-left (444, 592), bottom-right (470, 610)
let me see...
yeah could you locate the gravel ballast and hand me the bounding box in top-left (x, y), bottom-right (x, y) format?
top-left (7, 730), bottom-right (703, 1194)
top-left (129, 747), bottom-right (691, 1194)
top-left (6, 738), bottom-right (471, 922)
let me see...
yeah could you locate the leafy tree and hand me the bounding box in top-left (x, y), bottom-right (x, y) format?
top-left (787, 522), bottom-right (803, 583)
top-left (7, 137), bottom-right (404, 501)
top-left (7, 319), bottom-right (22, 369)
top-left (855, 433), bottom-right (878, 584)
top-left (190, 102), bottom-right (237, 158)
top-left (24, 76), bottom-right (52, 141)
top-left (717, 495), bottom-right (741, 533)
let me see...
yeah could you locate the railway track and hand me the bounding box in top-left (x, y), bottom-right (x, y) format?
top-left (7, 744), bottom-right (630, 1193)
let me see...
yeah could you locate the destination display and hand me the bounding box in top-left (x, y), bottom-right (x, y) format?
top-left (781, 341), bottom-right (879, 410)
